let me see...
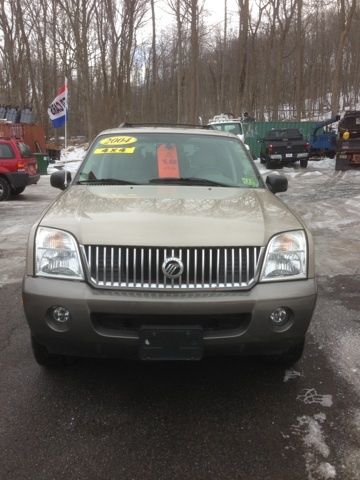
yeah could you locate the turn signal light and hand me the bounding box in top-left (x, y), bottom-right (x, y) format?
top-left (17, 160), bottom-right (26, 172)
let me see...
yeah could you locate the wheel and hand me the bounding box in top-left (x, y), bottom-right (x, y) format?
top-left (272, 339), bottom-right (305, 367)
top-left (0, 177), bottom-right (10, 201)
top-left (300, 159), bottom-right (308, 168)
top-left (265, 157), bottom-right (278, 169)
top-left (11, 186), bottom-right (25, 196)
top-left (260, 156), bottom-right (265, 164)
top-left (335, 156), bottom-right (349, 171)
top-left (31, 336), bottom-right (74, 368)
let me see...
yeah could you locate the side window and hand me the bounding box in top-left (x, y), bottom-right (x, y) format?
top-left (0, 143), bottom-right (15, 159)
top-left (17, 142), bottom-right (32, 157)
top-left (224, 124), bottom-right (242, 135)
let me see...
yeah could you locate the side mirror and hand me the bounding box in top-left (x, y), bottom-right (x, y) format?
top-left (50, 170), bottom-right (72, 190)
top-left (266, 174), bottom-right (288, 194)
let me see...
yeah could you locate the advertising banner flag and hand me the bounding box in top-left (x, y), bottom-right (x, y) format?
top-left (48, 81), bottom-right (68, 128)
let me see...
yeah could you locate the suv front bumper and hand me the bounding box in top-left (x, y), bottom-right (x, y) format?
top-left (23, 276), bottom-right (317, 359)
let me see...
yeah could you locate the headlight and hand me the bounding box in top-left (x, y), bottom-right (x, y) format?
top-left (260, 230), bottom-right (307, 282)
top-left (35, 227), bottom-right (84, 279)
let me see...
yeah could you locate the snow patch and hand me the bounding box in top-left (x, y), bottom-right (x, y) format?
top-left (302, 413), bottom-right (330, 457)
top-left (297, 389), bottom-right (333, 407)
top-left (307, 170), bottom-right (323, 176)
top-left (284, 368), bottom-right (302, 382)
top-left (317, 462), bottom-right (336, 479)
top-left (354, 410), bottom-right (360, 431)
top-left (47, 145), bottom-right (86, 175)
top-left (292, 413), bottom-right (336, 480)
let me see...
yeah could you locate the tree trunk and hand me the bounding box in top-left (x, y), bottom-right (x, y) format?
top-left (331, 0), bottom-right (356, 115)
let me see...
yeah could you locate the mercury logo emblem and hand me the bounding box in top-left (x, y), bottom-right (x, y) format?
top-left (162, 257), bottom-right (184, 279)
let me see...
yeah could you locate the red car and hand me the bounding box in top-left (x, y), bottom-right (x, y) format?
top-left (0, 138), bottom-right (40, 201)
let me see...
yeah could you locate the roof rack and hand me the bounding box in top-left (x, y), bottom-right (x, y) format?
top-left (118, 122), bottom-right (211, 129)
top-left (208, 113), bottom-right (243, 124)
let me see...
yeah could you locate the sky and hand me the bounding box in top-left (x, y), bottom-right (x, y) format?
top-left (147, 0), bottom-right (240, 36)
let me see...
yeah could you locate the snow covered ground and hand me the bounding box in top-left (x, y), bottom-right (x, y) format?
top-left (47, 144), bottom-right (87, 175)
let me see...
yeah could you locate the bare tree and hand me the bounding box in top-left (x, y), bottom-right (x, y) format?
top-left (331, 0), bottom-right (357, 114)
top-left (295, 0), bottom-right (304, 120)
top-left (167, 0), bottom-right (189, 122)
top-left (236, 0), bottom-right (250, 114)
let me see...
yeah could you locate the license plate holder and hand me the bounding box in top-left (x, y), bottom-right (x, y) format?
top-left (139, 326), bottom-right (203, 361)
top-left (285, 153), bottom-right (293, 158)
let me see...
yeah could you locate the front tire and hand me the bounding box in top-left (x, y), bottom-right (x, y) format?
top-left (300, 159), bottom-right (308, 168)
top-left (11, 186), bottom-right (25, 196)
top-left (274, 339), bottom-right (305, 366)
top-left (0, 177), bottom-right (11, 201)
top-left (31, 337), bottom-right (73, 368)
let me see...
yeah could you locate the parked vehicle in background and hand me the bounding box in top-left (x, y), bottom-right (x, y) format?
top-left (335, 111), bottom-right (360, 171)
top-left (259, 128), bottom-right (310, 169)
top-left (23, 125), bottom-right (317, 368)
top-left (309, 115), bottom-right (340, 159)
top-left (0, 138), bottom-right (39, 200)
top-left (0, 121), bottom-right (61, 162)
top-left (208, 113), bottom-right (246, 144)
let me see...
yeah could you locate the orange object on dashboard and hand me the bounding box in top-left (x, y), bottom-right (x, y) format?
top-left (157, 144), bottom-right (180, 178)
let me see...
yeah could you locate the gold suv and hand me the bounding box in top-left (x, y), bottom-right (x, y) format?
top-left (23, 126), bottom-right (317, 367)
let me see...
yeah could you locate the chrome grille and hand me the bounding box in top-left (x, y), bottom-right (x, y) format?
top-left (81, 245), bottom-right (264, 290)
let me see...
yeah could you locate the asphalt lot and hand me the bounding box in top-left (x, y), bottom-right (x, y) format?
top-left (0, 162), bottom-right (359, 480)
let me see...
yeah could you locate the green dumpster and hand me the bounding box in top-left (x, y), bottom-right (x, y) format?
top-left (243, 121), bottom-right (318, 159)
top-left (34, 152), bottom-right (49, 175)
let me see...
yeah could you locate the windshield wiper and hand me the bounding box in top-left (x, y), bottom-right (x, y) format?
top-left (148, 177), bottom-right (232, 187)
top-left (77, 178), bottom-right (138, 185)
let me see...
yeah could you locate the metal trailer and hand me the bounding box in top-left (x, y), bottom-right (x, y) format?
top-left (309, 115), bottom-right (340, 159)
top-left (335, 111), bottom-right (360, 171)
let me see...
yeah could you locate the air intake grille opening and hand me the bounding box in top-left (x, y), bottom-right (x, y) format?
top-left (82, 245), bottom-right (263, 290)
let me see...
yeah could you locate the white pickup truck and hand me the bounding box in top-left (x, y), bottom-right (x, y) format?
top-left (207, 114), bottom-right (248, 147)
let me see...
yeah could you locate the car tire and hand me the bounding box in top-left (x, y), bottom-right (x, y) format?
top-left (265, 157), bottom-right (277, 169)
top-left (300, 159), bottom-right (308, 168)
top-left (335, 156), bottom-right (349, 171)
top-left (274, 339), bottom-right (305, 367)
top-left (0, 177), bottom-right (11, 201)
top-left (31, 336), bottom-right (74, 368)
top-left (11, 186), bottom-right (26, 196)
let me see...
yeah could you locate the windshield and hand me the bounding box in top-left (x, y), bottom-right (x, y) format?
top-left (76, 132), bottom-right (261, 188)
top-left (265, 129), bottom-right (303, 141)
top-left (209, 122), bottom-right (243, 135)
top-left (340, 115), bottom-right (360, 131)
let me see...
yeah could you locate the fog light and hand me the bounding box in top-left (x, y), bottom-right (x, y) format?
top-left (51, 306), bottom-right (71, 323)
top-left (270, 307), bottom-right (290, 326)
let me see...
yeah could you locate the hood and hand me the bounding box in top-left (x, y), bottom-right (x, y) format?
top-left (40, 185), bottom-right (303, 246)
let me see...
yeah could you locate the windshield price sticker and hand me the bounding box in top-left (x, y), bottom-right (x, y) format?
top-left (157, 144), bottom-right (180, 178)
top-left (94, 147), bottom-right (135, 154)
top-left (99, 136), bottom-right (137, 146)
